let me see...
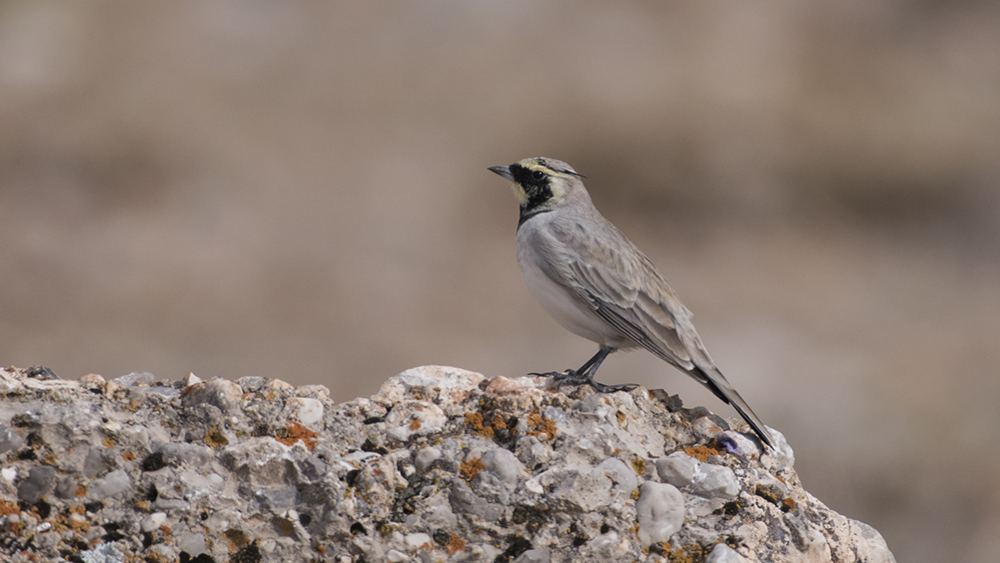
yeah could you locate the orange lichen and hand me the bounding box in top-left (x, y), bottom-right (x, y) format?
top-left (459, 458), bottom-right (487, 481)
top-left (446, 534), bottom-right (466, 555)
top-left (782, 497), bottom-right (796, 512)
top-left (616, 411), bottom-right (626, 425)
top-left (122, 451), bottom-right (135, 461)
top-left (274, 420), bottom-right (318, 450)
top-left (0, 500), bottom-right (19, 516)
top-left (409, 418), bottom-right (422, 431)
top-left (526, 413), bottom-right (557, 440)
top-left (74, 485), bottom-right (88, 498)
top-left (464, 412), bottom-right (494, 438)
top-left (101, 437), bottom-right (116, 449)
top-left (682, 444), bottom-right (721, 463)
top-left (491, 415), bottom-right (507, 430)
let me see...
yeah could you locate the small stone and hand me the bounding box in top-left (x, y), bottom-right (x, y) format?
top-left (114, 371), bottom-right (156, 387)
top-left (182, 379), bottom-right (243, 414)
top-left (17, 465), bottom-right (56, 504)
top-left (141, 512), bottom-right (167, 532)
top-left (1, 467), bottom-right (17, 482)
top-left (86, 469), bottom-right (131, 501)
top-left (83, 449), bottom-right (105, 478)
top-left (656, 452), bottom-right (740, 499)
top-left (414, 447), bottom-right (441, 472)
top-left (0, 423), bottom-right (24, 454)
top-left (156, 443), bottom-right (214, 467)
top-left (238, 376), bottom-right (266, 392)
top-left (513, 548), bottom-right (550, 563)
top-left (481, 448), bottom-right (524, 486)
top-left (79, 373), bottom-right (106, 387)
top-left (386, 549), bottom-right (408, 562)
top-left (182, 372), bottom-right (203, 387)
top-left (636, 481), bottom-right (684, 546)
top-left (405, 532), bottom-right (433, 549)
top-left (592, 458), bottom-right (638, 493)
top-left (264, 378), bottom-right (296, 393)
top-left (656, 452), bottom-right (698, 488)
top-left (286, 397), bottom-right (324, 427)
top-left (177, 533), bottom-right (207, 556)
top-left (295, 384), bottom-right (331, 399)
top-left (55, 477), bottom-right (79, 499)
top-left (705, 543), bottom-right (747, 563)
top-left (695, 464), bottom-right (740, 499)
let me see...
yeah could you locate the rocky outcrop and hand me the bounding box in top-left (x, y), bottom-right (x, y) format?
top-left (0, 365), bottom-right (895, 562)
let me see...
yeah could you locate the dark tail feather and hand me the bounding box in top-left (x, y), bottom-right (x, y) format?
top-left (694, 367), bottom-right (773, 448)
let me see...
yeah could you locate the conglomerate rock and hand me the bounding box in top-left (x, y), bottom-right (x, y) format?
top-left (0, 365), bottom-right (895, 563)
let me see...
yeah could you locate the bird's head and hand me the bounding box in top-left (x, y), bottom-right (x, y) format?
top-left (489, 157), bottom-right (586, 215)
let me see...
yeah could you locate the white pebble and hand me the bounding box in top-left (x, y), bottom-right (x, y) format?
top-left (636, 481), bottom-right (684, 546)
top-left (141, 512), bottom-right (167, 532)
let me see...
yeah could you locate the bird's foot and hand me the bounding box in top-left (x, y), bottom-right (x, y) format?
top-left (528, 370), bottom-right (638, 393)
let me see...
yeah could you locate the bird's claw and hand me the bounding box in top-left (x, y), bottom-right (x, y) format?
top-left (528, 370), bottom-right (638, 394)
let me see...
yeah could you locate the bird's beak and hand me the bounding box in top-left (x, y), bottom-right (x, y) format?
top-left (488, 165), bottom-right (514, 181)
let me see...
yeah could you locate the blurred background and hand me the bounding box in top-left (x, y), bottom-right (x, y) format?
top-left (1, 1), bottom-right (998, 561)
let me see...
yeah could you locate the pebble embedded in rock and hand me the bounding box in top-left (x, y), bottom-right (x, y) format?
top-left (181, 378), bottom-right (243, 414)
top-left (17, 465), bottom-right (56, 504)
top-left (656, 451), bottom-right (740, 499)
top-left (86, 469), bottom-right (131, 501)
top-left (705, 543), bottom-right (747, 563)
top-left (481, 447), bottom-right (524, 486)
top-left (513, 547), bottom-right (551, 563)
top-left (636, 481), bottom-right (685, 546)
top-left (141, 512), bottom-right (167, 532)
top-left (414, 446), bottom-right (441, 471)
top-left (0, 423), bottom-right (24, 454)
top-left (114, 371), bottom-right (156, 387)
top-left (592, 457), bottom-right (637, 493)
top-left (286, 397), bottom-right (324, 427)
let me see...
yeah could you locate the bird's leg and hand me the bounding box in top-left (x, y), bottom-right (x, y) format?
top-left (530, 347), bottom-right (638, 393)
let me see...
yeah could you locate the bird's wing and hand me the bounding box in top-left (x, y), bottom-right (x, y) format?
top-left (542, 215), bottom-right (774, 446)
top-left (545, 217), bottom-right (698, 369)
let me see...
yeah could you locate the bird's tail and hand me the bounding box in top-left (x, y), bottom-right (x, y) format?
top-left (694, 366), bottom-right (773, 448)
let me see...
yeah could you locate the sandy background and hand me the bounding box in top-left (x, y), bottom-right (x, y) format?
top-left (2, 2), bottom-right (999, 561)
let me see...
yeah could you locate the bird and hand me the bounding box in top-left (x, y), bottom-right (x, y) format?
top-left (488, 157), bottom-right (773, 447)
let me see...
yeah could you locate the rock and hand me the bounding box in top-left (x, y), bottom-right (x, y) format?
top-left (592, 457), bottom-right (637, 493)
top-left (86, 469), bottom-right (131, 501)
top-left (114, 371), bottom-right (156, 387)
top-left (140, 512), bottom-right (167, 532)
top-left (656, 451), bottom-right (740, 499)
top-left (414, 446), bottom-right (441, 471)
top-left (0, 365), bottom-right (896, 563)
top-left (17, 465), bottom-right (56, 503)
top-left (636, 481), bottom-right (685, 546)
top-left (705, 543), bottom-right (747, 563)
top-left (0, 422), bottom-right (24, 454)
top-left (286, 397), bottom-right (324, 426)
top-left (481, 447), bottom-right (524, 486)
top-left (181, 378), bottom-right (243, 414)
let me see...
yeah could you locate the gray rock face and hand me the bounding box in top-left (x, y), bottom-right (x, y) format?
top-left (0, 365), bottom-right (896, 562)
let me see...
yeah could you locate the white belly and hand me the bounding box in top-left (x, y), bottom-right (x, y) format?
top-left (516, 225), bottom-right (629, 348)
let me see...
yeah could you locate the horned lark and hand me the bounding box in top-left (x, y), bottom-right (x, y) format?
top-left (489, 157), bottom-right (773, 447)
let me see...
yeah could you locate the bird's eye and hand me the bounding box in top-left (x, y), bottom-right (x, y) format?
top-left (531, 170), bottom-right (545, 180)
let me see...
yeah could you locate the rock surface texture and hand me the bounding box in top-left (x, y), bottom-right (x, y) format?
top-left (0, 365), bottom-right (895, 563)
